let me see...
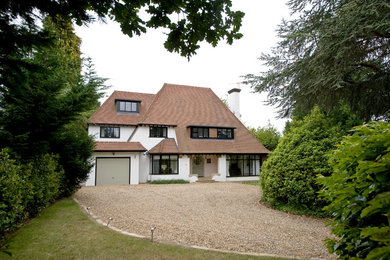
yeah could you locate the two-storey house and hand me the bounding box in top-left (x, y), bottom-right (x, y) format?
top-left (86, 83), bottom-right (269, 186)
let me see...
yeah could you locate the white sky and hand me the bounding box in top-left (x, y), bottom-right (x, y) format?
top-left (75, 1), bottom-right (290, 132)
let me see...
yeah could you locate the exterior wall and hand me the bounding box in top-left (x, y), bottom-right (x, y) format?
top-left (213, 155), bottom-right (227, 182)
top-left (86, 152), bottom-right (141, 186)
top-left (88, 125), bottom-right (136, 142)
top-left (138, 153), bottom-right (149, 183)
top-left (204, 155), bottom-right (218, 178)
top-left (130, 126), bottom-right (177, 150)
top-left (149, 155), bottom-right (197, 183)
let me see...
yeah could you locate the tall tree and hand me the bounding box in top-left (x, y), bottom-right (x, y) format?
top-left (244, 0), bottom-right (390, 120)
top-left (248, 121), bottom-right (281, 151)
top-left (0, 16), bottom-right (106, 195)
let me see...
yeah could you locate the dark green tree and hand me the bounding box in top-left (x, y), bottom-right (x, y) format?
top-left (0, 17), bottom-right (106, 194)
top-left (244, 0), bottom-right (390, 120)
top-left (0, 0), bottom-right (244, 59)
top-left (248, 121), bottom-right (281, 151)
top-left (260, 107), bottom-right (344, 214)
top-left (318, 121), bottom-right (390, 259)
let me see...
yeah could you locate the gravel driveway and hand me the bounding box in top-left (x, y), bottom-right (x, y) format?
top-left (74, 183), bottom-right (334, 259)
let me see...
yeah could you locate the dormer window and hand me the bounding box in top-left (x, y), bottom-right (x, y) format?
top-left (191, 127), bottom-right (209, 138)
top-left (116, 99), bottom-right (140, 113)
top-left (217, 128), bottom-right (234, 139)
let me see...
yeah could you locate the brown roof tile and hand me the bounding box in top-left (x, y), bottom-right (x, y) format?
top-left (148, 138), bottom-right (179, 154)
top-left (94, 142), bottom-right (146, 152)
top-left (89, 91), bottom-right (155, 125)
top-left (90, 84), bottom-right (269, 154)
top-left (141, 83), bottom-right (269, 154)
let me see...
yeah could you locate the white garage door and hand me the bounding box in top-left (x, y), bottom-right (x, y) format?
top-left (96, 158), bottom-right (130, 186)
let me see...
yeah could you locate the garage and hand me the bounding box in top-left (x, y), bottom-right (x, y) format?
top-left (96, 157), bottom-right (131, 186)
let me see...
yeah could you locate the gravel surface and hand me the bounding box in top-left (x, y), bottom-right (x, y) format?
top-left (74, 183), bottom-right (334, 259)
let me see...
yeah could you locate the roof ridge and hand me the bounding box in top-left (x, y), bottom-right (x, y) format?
top-left (138, 84), bottom-right (168, 124)
top-left (162, 82), bottom-right (210, 90)
top-left (112, 90), bottom-right (155, 96)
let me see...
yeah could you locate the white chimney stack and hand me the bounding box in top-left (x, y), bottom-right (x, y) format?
top-left (227, 87), bottom-right (241, 119)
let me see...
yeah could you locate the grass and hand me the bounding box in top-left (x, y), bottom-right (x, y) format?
top-left (149, 179), bottom-right (189, 184)
top-left (2, 198), bottom-right (285, 260)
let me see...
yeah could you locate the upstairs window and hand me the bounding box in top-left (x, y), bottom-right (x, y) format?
top-left (100, 126), bottom-right (120, 138)
top-left (150, 126), bottom-right (167, 138)
top-left (117, 100), bottom-right (139, 113)
top-left (217, 128), bottom-right (234, 139)
top-left (191, 127), bottom-right (209, 138)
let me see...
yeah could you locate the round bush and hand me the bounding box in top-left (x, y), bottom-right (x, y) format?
top-left (260, 107), bottom-right (344, 211)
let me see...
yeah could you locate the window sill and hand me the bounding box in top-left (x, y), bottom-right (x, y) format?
top-left (150, 173), bottom-right (179, 175)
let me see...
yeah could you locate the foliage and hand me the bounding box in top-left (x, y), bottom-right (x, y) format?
top-left (149, 179), bottom-right (189, 184)
top-left (0, 150), bottom-right (27, 234)
top-left (260, 107), bottom-right (344, 213)
top-left (53, 119), bottom-right (95, 197)
top-left (0, 17), bottom-right (105, 195)
top-left (318, 121), bottom-right (390, 259)
top-left (244, 0), bottom-right (390, 120)
top-left (0, 0), bottom-right (244, 59)
top-left (0, 149), bottom-right (63, 242)
top-left (248, 121), bottom-right (281, 151)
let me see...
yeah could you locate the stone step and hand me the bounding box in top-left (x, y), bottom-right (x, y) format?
top-left (197, 177), bottom-right (215, 183)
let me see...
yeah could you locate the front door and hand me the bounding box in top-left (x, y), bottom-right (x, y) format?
top-left (192, 156), bottom-right (204, 177)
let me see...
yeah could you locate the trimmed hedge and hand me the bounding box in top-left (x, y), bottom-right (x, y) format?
top-left (0, 149), bottom-right (63, 238)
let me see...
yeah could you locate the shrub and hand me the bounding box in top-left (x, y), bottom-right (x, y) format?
top-left (260, 107), bottom-right (344, 213)
top-left (0, 149), bottom-right (63, 239)
top-left (0, 150), bottom-right (28, 234)
top-left (318, 121), bottom-right (390, 259)
top-left (24, 154), bottom-right (63, 216)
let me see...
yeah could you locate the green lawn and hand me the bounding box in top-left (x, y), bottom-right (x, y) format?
top-left (2, 198), bottom-right (285, 260)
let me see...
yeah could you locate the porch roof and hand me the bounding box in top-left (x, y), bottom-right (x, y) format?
top-left (148, 138), bottom-right (179, 154)
top-left (94, 142), bottom-right (147, 152)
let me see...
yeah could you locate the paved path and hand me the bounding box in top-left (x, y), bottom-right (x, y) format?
top-left (74, 183), bottom-right (334, 259)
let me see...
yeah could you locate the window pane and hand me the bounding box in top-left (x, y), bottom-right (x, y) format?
top-left (125, 102), bottom-right (131, 111)
top-left (114, 128), bottom-right (119, 138)
top-left (132, 102), bottom-right (137, 112)
top-left (170, 158), bottom-right (178, 174)
top-left (163, 128), bottom-right (167, 137)
top-left (152, 160), bottom-right (160, 174)
top-left (170, 155), bottom-right (178, 160)
top-left (119, 101), bottom-right (125, 111)
top-left (162, 155), bottom-right (169, 160)
top-left (204, 128), bottom-right (209, 138)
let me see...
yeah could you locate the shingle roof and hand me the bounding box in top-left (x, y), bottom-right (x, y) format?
top-left (141, 83), bottom-right (269, 154)
top-left (89, 91), bottom-right (155, 125)
top-left (148, 138), bottom-right (179, 154)
top-left (95, 142), bottom-right (146, 152)
top-left (90, 83), bottom-right (269, 154)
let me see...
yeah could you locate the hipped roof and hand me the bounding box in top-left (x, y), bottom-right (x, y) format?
top-left (90, 83), bottom-right (269, 154)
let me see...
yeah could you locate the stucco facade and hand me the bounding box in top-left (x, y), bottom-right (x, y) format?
top-left (85, 84), bottom-right (268, 186)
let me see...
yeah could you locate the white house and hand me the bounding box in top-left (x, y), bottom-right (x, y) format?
top-left (85, 83), bottom-right (269, 186)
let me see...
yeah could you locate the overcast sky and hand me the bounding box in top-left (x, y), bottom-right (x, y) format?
top-left (75, 1), bottom-right (291, 132)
